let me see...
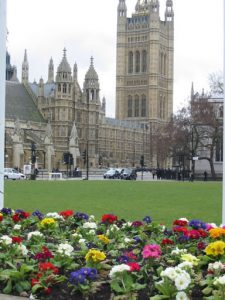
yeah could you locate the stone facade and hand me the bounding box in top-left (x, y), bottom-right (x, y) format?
top-left (5, 0), bottom-right (174, 171)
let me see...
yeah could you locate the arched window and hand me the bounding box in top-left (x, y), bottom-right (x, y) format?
top-left (127, 96), bottom-right (133, 117)
top-left (63, 83), bottom-right (67, 93)
top-left (141, 95), bottom-right (146, 117)
top-left (128, 51), bottom-right (133, 73)
top-left (91, 89), bottom-right (94, 101)
top-left (134, 95), bottom-right (139, 117)
top-left (142, 50), bottom-right (147, 72)
top-left (135, 51), bottom-right (140, 73)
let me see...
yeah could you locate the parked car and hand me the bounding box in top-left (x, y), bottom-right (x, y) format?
top-left (4, 168), bottom-right (26, 180)
top-left (103, 169), bottom-right (120, 179)
top-left (120, 168), bottom-right (137, 180)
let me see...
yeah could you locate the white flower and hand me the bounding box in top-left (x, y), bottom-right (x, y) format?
top-left (45, 212), bottom-right (63, 220)
top-left (122, 222), bottom-right (132, 228)
top-left (72, 233), bottom-right (82, 239)
top-left (178, 261), bottom-right (193, 270)
top-left (161, 267), bottom-right (178, 281)
top-left (89, 215), bottom-right (95, 221)
top-left (179, 218), bottom-right (189, 223)
top-left (19, 244), bottom-right (28, 256)
top-left (109, 264), bottom-right (131, 278)
top-left (214, 275), bottom-right (225, 285)
top-left (175, 273), bottom-right (191, 291)
top-left (57, 243), bottom-right (74, 256)
top-left (171, 248), bottom-right (187, 255)
top-left (176, 291), bottom-right (189, 300)
top-left (78, 238), bottom-right (86, 244)
top-left (27, 231), bottom-right (43, 240)
top-left (124, 237), bottom-right (132, 243)
top-left (109, 224), bottom-right (120, 231)
top-left (208, 261), bottom-right (224, 271)
top-left (0, 235), bottom-right (12, 245)
top-left (88, 229), bottom-right (96, 235)
top-left (83, 222), bottom-right (97, 229)
top-left (13, 224), bottom-right (21, 230)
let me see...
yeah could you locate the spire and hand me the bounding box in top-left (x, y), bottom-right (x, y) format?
top-left (73, 62), bottom-right (78, 81)
top-left (191, 82), bottom-right (194, 100)
top-left (47, 57), bottom-right (54, 83)
top-left (165, 0), bottom-right (174, 22)
top-left (21, 49), bottom-right (29, 83)
top-left (117, 0), bottom-right (127, 18)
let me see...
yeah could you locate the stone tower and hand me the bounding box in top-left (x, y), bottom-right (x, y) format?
top-left (47, 57), bottom-right (54, 83)
top-left (53, 48), bottom-right (73, 149)
top-left (116, 0), bottom-right (174, 127)
top-left (21, 49), bottom-right (29, 83)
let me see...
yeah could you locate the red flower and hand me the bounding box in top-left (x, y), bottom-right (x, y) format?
top-left (124, 251), bottom-right (137, 261)
top-left (173, 226), bottom-right (188, 234)
top-left (39, 262), bottom-right (59, 274)
top-left (0, 214), bottom-right (3, 221)
top-left (22, 211), bottom-right (30, 219)
top-left (131, 221), bottom-right (143, 227)
top-left (173, 219), bottom-right (188, 227)
top-left (197, 241), bottom-right (206, 250)
top-left (12, 214), bottom-right (21, 223)
top-left (184, 229), bottom-right (201, 239)
top-left (44, 287), bottom-right (52, 294)
top-left (161, 238), bottom-right (174, 246)
top-left (127, 262), bottom-right (140, 272)
top-left (101, 214), bottom-right (118, 224)
top-left (12, 236), bottom-right (23, 244)
top-left (198, 229), bottom-right (208, 238)
top-left (60, 210), bottom-right (74, 218)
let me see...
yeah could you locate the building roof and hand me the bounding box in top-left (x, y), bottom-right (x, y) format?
top-left (5, 81), bottom-right (45, 123)
top-left (29, 82), bottom-right (55, 97)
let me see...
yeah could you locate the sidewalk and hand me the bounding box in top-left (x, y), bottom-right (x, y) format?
top-left (0, 295), bottom-right (27, 300)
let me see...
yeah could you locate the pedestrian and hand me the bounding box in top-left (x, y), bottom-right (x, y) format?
top-left (204, 171), bottom-right (208, 181)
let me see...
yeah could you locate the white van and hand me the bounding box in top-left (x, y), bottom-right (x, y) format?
top-left (4, 168), bottom-right (26, 180)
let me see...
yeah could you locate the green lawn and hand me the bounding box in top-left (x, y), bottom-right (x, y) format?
top-left (3, 180), bottom-right (222, 227)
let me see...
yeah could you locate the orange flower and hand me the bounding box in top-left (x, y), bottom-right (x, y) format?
top-left (209, 228), bottom-right (225, 239)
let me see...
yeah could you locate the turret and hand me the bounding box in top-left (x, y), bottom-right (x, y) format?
top-left (117, 0), bottom-right (127, 20)
top-left (38, 77), bottom-right (44, 97)
top-left (165, 0), bottom-right (174, 22)
top-left (47, 57), bottom-right (54, 83)
top-left (55, 48), bottom-right (72, 97)
top-left (83, 57), bottom-right (100, 103)
top-left (150, 0), bottom-right (159, 14)
top-left (21, 49), bottom-right (29, 83)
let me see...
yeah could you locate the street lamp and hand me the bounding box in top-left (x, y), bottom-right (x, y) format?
top-left (86, 96), bottom-right (89, 180)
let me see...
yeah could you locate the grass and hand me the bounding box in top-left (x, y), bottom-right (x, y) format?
top-left (4, 180), bottom-right (222, 227)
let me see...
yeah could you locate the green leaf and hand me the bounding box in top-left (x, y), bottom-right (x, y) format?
top-left (150, 295), bottom-right (170, 300)
top-left (31, 283), bottom-right (43, 294)
top-left (111, 280), bottom-right (124, 293)
top-left (202, 286), bottom-right (213, 295)
top-left (3, 279), bottom-right (12, 294)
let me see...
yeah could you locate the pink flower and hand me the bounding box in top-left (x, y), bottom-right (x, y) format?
top-left (142, 244), bottom-right (162, 259)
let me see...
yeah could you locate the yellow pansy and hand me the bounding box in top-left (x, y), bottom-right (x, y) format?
top-left (85, 249), bottom-right (106, 263)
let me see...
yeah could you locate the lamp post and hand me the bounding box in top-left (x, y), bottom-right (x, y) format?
top-left (0, 0), bottom-right (6, 208)
top-left (86, 97), bottom-right (89, 180)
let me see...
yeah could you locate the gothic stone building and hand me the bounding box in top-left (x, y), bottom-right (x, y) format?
top-left (5, 0), bottom-right (174, 171)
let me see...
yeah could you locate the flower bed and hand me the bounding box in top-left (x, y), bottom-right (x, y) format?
top-left (0, 209), bottom-right (225, 299)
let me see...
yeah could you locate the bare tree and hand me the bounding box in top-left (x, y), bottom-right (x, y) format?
top-left (208, 71), bottom-right (223, 94)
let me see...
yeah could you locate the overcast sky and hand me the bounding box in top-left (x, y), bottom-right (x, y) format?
top-left (6, 0), bottom-right (223, 117)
